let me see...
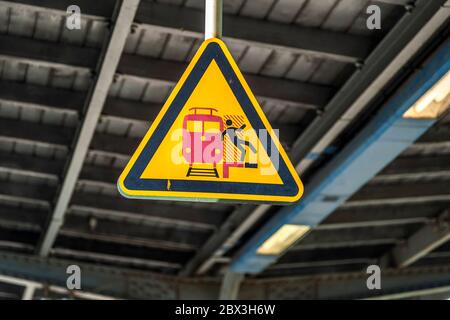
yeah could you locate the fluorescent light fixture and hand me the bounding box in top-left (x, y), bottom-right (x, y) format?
top-left (257, 224), bottom-right (310, 255)
top-left (403, 70), bottom-right (450, 119)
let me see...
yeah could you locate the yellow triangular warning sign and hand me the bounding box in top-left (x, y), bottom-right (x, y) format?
top-left (118, 38), bottom-right (303, 203)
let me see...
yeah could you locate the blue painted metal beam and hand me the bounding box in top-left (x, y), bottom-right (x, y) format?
top-left (231, 40), bottom-right (450, 274)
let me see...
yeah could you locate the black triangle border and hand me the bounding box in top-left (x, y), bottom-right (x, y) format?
top-left (123, 41), bottom-right (299, 198)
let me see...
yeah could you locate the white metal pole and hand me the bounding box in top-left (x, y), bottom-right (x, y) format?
top-left (205, 0), bottom-right (222, 40)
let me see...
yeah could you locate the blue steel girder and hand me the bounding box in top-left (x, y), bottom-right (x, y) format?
top-left (231, 39), bottom-right (450, 274)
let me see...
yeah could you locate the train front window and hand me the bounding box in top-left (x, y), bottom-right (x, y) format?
top-left (204, 121), bottom-right (220, 133)
top-left (187, 120), bottom-right (203, 132)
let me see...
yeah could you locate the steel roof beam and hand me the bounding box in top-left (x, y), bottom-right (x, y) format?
top-left (0, 225), bottom-right (186, 270)
top-left (317, 218), bottom-right (430, 230)
top-left (0, 226), bottom-right (39, 246)
top-left (323, 204), bottom-right (445, 227)
top-left (1, 251), bottom-right (450, 299)
top-left (9, 0), bottom-right (116, 17)
top-left (135, 1), bottom-right (372, 62)
top-left (343, 197), bottom-right (450, 208)
top-left (0, 34), bottom-right (98, 69)
top-left (0, 150), bottom-right (119, 185)
top-left (0, 119), bottom-right (123, 155)
top-left (292, 239), bottom-right (399, 251)
top-left (0, 35), bottom-right (333, 109)
top-left (0, 118), bottom-right (73, 146)
top-left (0, 179), bottom-right (226, 230)
top-left (0, 153), bottom-right (121, 186)
top-left (381, 210), bottom-right (450, 268)
top-left (0, 81), bottom-right (85, 112)
top-left (380, 154), bottom-right (450, 175)
top-left (71, 192), bottom-right (228, 230)
top-left (0, 204), bottom-right (209, 252)
top-left (68, 203), bottom-right (224, 232)
top-left (0, 274), bottom-right (114, 300)
top-left (0, 280), bottom-right (26, 300)
top-left (54, 234), bottom-right (192, 266)
top-left (4, 0), bottom-right (373, 62)
top-left (267, 258), bottom-right (376, 271)
top-left (344, 164), bottom-right (450, 211)
top-left (0, 80), bottom-right (159, 120)
top-left (299, 225), bottom-right (421, 248)
top-left (350, 181), bottom-right (450, 202)
top-left (417, 126), bottom-right (450, 143)
top-left (0, 250), bottom-right (218, 299)
top-left (278, 245), bottom-right (392, 265)
top-left (0, 206), bottom-right (46, 231)
top-left (61, 216), bottom-right (209, 251)
top-left (290, 0), bottom-right (449, 173)
top-left (118, 49), bottom-right (334, 109)
top-left (0, 181), bottom-right (55, 203)
top-left (375, 0), bottom-right (410, 5)
top-left (0, 152), bottom-right (63, 178)
top-left (52, 248), bottom-right (182, 271)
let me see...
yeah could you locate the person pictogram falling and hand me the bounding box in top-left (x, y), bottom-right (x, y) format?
top-left (221, 119), bottom-right (256, 162)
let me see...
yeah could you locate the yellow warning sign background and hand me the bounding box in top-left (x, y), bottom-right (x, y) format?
top-left (141, 60), bottom-right (282, 185)
top-left (118, 38), bottom-right (303, 203)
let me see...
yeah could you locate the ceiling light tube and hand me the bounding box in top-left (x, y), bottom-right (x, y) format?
top-left (403, 70), bottom-right (450, 119)
top-left (257, 224), bottom-right (310, 255)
